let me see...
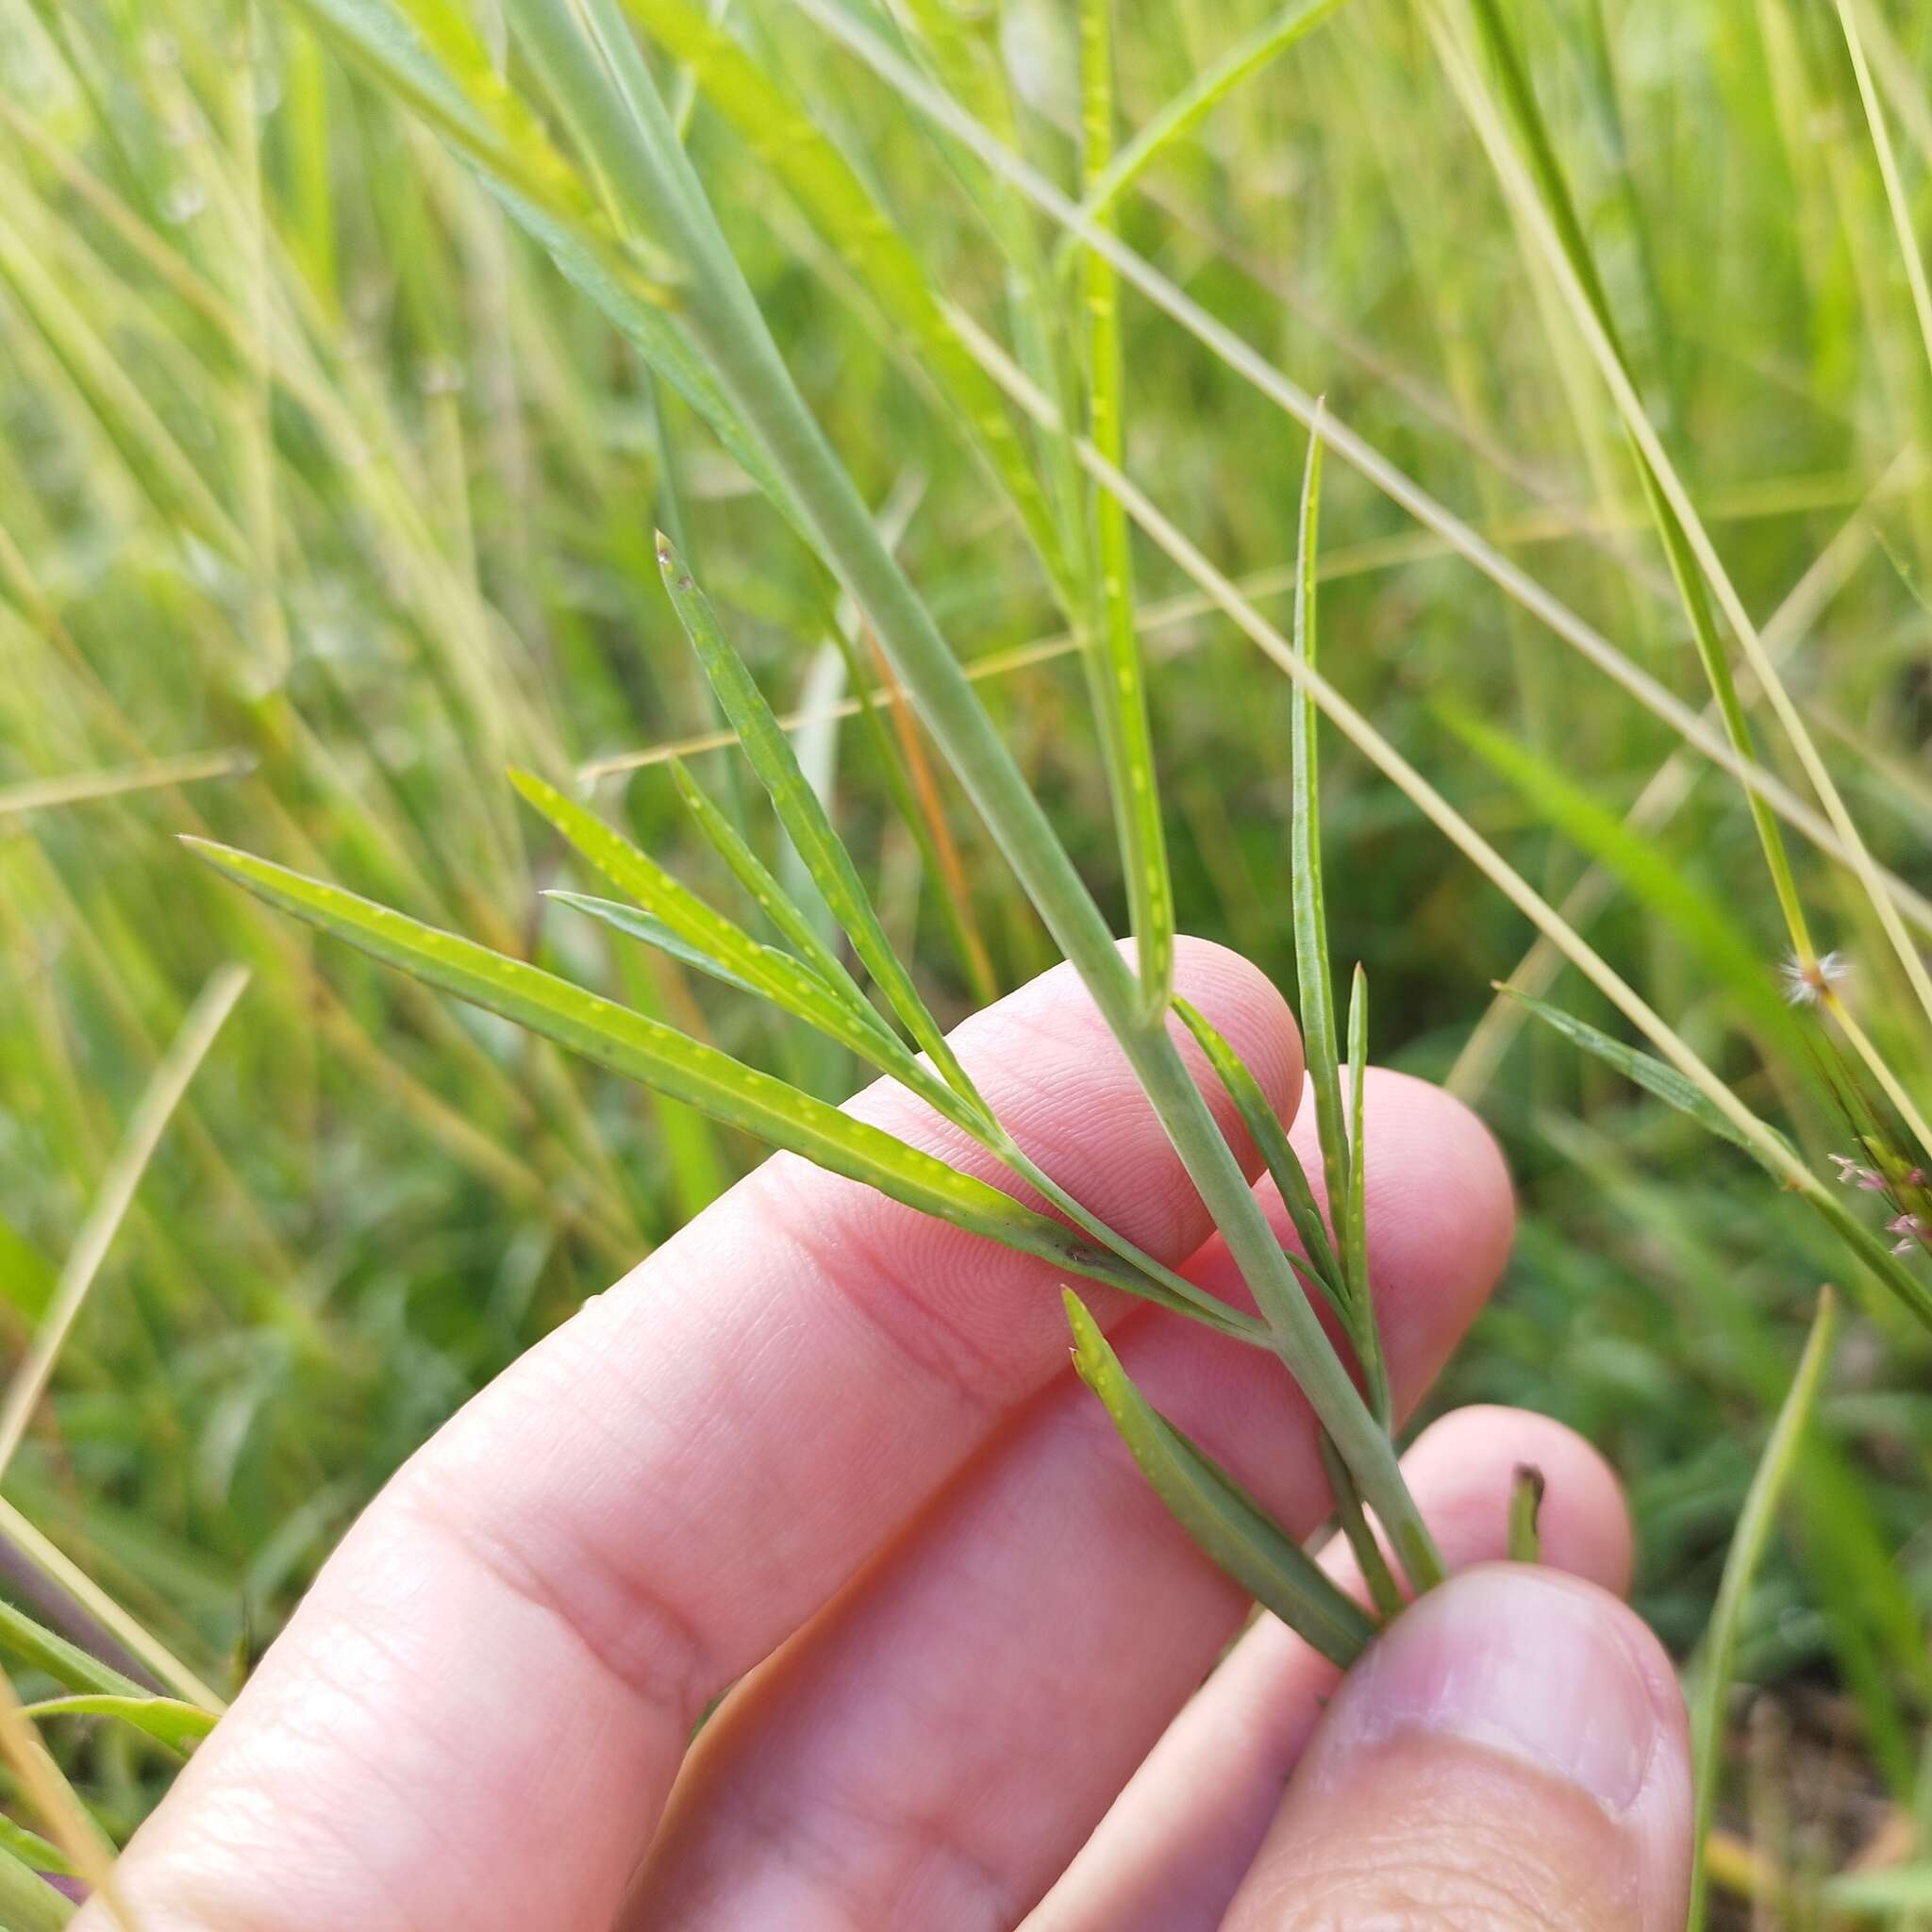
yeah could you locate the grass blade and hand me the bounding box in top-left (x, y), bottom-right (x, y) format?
top-left (1171, 994), bottom-right (1344, 1314)
top-left (1344, 963), bottom-right (1389, 1426)
top-left (0, 965), bottom-right (250, 1486)
top-left (0, 1600), bottom-right (142, 1704)
top-left (1078, 0), bottom-right (1173, 1014)
top-left (17, 1694), bottom-right (214, 1755)
top-left (0, 1842), bottom-right (74, 1932)
top-left (1066, 1291), bottom-right (1376, 1667)
top-left (509, 768), bottom-right (943, 1105)
top-left (187, 838), bottom-right (1011, 1236)
top-left (620, 0), bottom-right (1073, 604)
top-left (656, 536), bottom-right (988, 1115)
top-left (1499, 987), bottom-right (1790, 1160)
top-left (667, 755), bottom-right (871, 1008)
top-left (1288, 425), bottom-right (1351, 1283)
top-left (545, 891), bottom-right (762, 999)
top-left (1319, 1433), bottom-right (1403, 1621)
top-left (1076, 0), bottom-right (1356, 228)
top-left (1688, 1288), bottom-right (1840, 1932)
top-left (185, 838), bottom-right (1257, 1337)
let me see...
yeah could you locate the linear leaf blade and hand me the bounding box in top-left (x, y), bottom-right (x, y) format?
top-left (655, 538), bottom-right (985, 1113)
top-left (1171, 995), bottom-right (1344, 1312)
top-left (1289, 423), bottom-right (1352, 1266)
top-left (185, 838), bottom-right (1052, 1253)
top-left (1078, 0), bottom-right (1173, 1014)
top-left (1066, 1291), bottom-right (1374, 1668)
top-left (623, 0), bottom-right (1072, 602)
top-left (1687, 1289), bottom-right (1838, 1931)
top-left (18, 1695), bottom-right (214, 1754)
top-left (1499, 989), bottom-right (1789, 1159)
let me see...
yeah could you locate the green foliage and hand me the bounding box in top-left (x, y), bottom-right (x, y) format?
top-left (3, 0), bottom-right (1931, 1904)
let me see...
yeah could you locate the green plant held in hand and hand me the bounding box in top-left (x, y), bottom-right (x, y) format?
top-left (11, 0), bottom-right (1932, 1913)
top-left (195, 456), bottom-right (1435, 1658)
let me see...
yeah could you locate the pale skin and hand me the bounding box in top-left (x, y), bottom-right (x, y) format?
top-left (78, 939), bottom-right (1692, 1930)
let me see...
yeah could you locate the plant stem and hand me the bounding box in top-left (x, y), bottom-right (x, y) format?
top-left (511, 0), bottom-right (1441, 1588)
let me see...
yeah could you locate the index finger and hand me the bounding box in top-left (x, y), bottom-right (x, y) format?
top-left (87, 938), bottom-right (1298, 1932)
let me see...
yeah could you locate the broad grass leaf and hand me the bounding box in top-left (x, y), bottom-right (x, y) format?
top-left (1065, 1291), bottom-right (1374, 1667)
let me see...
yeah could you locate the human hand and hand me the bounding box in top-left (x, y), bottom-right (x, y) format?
top-left (79, 941), bottom-right (1689, 1930)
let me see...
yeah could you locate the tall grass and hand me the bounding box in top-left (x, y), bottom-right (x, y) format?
top-left (2, 0), bottom-right (1931, 1917)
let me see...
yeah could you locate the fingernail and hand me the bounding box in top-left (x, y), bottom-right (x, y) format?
top-left (1309, 1566), bottom-right (1666, 1815)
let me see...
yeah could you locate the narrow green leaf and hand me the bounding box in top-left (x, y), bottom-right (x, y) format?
top-left (0, 1843), bottom-right (73, 1932)
top-left (186, 838), bottom-right (1255, 1336)
top-left (1450, 0), bottom-right (1814, 963)
top-left (1318, 1433), bottom-right (1403, 1622)
top-left (18, 1694), bottom-right (214, 1753)
top-left (1077, 0), bottom-right (1173, 1015)
top-left (1507, 1464), bottom-right (1545, 1563)
top-left (1066, 1292), bottom-right (1375, 1668)
top-left (0, 1817), bottom-right (68, 1883)
top-left (655, 537), bottom-right (985, 1114)
top-left (511, 768), bottom-right (952, 1113)
top-left (1289, 423), bottom-right (1352, 1265)
top-left (667, 756), bottom-right (866, 1008)
top-left (1823, 1864), bottom-right (1932, 1913)
top-left (1441, 702), bottom-right (1803, 1053)
top-left (293, 0), bottom-right (797, 530)
top-left (1075, 0), bottom-right (1357, 228)
top-left (0, 965), bottom-right (250, 1484)
top-left (1343, 963), bottom-right (1389, 1426)
top-left (1499, 988), bottom-right (1791, 1160)
top-left (1687, 1289), bottom-right (1839, 1932)
top-left (620, 0), bottom-right (1073, 604)
top-left (545, 891), bottom-right (762, 998)
top-left (190, 839), bottom-right (1017, 1241)
top-left (1171, 996), bottom-right (1345, 1317)
top-left (0, 1598), bottom-right (144, 1702)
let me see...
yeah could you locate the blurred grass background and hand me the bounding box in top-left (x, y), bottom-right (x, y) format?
top-left (2, 0), bottom-right (1930, 1910)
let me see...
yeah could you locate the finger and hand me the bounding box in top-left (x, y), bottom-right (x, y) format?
top-left (1219, 1566), bottom-right (1691, 1932)
top-left (1030, 1407), bottom-right (1633, 1932)
top-left (625, 1072), bottom-right (1512, 1929)
top-left (83, 939), bottom-right (1297, 1932)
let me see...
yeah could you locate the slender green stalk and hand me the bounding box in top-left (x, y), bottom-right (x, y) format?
top-left (1074, 0), bottom-right (1357, 230)
top-left (1688, 1289), bottom-right (1840, 1932)
top-left (1078, 0), bottom-right (1173, 1016)
top-left (803, 0), bottom-right (1932, 962)
top-left (505, 0), bottom-right (1435, 1573)
top-left (0, 966), bottom-right (249, 1484)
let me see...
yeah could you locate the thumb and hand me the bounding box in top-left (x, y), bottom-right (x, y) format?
top-left (1220, 1565), bottom-right (1691, 1932)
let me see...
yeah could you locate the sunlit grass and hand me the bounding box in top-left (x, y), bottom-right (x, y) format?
top-left (3, 0), bottom-right (1930, 1915)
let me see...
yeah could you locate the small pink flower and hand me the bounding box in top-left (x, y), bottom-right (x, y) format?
top-left (1888, 1213), bottom-right (1928, 1254)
